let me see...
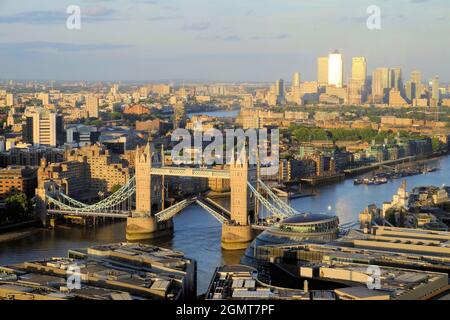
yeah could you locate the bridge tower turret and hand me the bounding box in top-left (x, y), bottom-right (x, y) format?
top-left (135, 142), bottom-right (153, 214)
top-left (221, 150), bottom-right (257, 250)
top-left (126, 143), bottom-right (172, 240)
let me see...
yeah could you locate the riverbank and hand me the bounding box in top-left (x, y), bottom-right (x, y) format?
top-left (0, 227), bottom-right (42, 243)
top-left (0, 219), bottom-right (44, 244)
top-left (344, 151), bottom-right (447, 177)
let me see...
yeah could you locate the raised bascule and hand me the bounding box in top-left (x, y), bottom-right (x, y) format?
top-left (37, 142), bottom-right (313, 250)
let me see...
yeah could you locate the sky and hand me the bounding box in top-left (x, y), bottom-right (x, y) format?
top-left (0, 0), bottom-right (448, 82)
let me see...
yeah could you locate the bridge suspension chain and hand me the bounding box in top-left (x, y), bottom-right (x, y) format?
top-left (46, 176), bottom-right (136, 213)
top-left (57, 192), bottom-right (89, 208)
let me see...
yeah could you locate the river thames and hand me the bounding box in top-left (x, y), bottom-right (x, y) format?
top-left (0, 155), bottom-right (448, 293)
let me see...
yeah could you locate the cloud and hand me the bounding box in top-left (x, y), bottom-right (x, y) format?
top-left (0, 7), bottom-right (116, 25)
top-left (81, 0), bottom-right (116, 3)
top-left (0, 42), bottom-right (132, 53)
top-left (134, 0), bottom-right (178, 11)
top-left (134, 0), bottom-right (159, 4)
top-left (195, 35), bottom-right (241, 42)
top-left (183, 22), bottom-right (211, 31)
top-left (196, 33), bottom-right (289, 42)
top-left (0, 11), bottom-right (66, 24)
top-left (83, 6), bottom-right (115, 17)
top-left (146, 15), bottom-right (183, 21)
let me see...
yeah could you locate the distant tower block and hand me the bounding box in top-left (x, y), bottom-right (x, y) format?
top-left (126, 143), bottom-right (172, 241)
top-left (221, 155), bottom-right (257, 250)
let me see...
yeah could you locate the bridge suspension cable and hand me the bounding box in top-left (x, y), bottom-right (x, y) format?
top-left (247, 182), bottom-right (287, 220)
top-left (257, 179), bottom-right (299, 216)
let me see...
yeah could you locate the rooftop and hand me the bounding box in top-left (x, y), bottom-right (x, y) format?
top-left (0, 243), bottom-right (196, 301)
top-left (282, 213), bottom-right (338, 225)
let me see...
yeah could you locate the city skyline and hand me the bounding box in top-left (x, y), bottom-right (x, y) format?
top-left (0, 0), bottom-right (449, 82)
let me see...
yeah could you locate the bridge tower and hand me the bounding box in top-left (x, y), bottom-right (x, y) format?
top-left (221, 153), bottom-right (257, 250)
top-left (35, 158), bottom-right (63, 226)
top-left (126, 143), bottom-right (172, 240)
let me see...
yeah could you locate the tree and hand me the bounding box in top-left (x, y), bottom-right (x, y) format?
top-left (110, 184), bottom-right (122, 194)
top-left (432, 137), bottom-right (442, 152)
top-left (5, 192), bottom-right (32, 222)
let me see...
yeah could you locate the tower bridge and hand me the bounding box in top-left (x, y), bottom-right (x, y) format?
top-left (36, 143), bottom-right (302, 250)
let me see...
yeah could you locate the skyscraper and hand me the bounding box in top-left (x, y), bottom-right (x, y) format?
top-left (372, 68), bottom-right (391, 103)
top-left (22, 107), bottom-right (64, 147)
top-left (317, 57), bottom-right (329, 86)
top-left (432, 76), bottom-right (440, 104)
top-left (292, 72), bottom-right (301, 88)
top-left (391, 68), bottom-right (403, 91)
top-left (348, 79), bottom-right (364, 105)
top-left (291, 73), bottom-right (301, 104)
top-left (405, 81), bottom-right (416, 103)
top-left (351, 57), bottom-right (367, 84)
top-left (86, 94), bottom-right (99, 119)
top-left (350, 57), bottom-right (367, 104)
top-left (411, 70), bottom-right (422, 98)
top-left (328, 50), bottom-right (343, 88)
top-left (276, 79), bottom-right (285, 99)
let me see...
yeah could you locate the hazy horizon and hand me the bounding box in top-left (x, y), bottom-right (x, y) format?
top-left (0, 0), bottom-right (449, 82)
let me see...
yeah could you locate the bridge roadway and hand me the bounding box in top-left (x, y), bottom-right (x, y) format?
top-left (150, 166), bottom-right (230, 179)
top-left (47, 209), bottom-right (131, 219)
top-left (48, 204), bottom-right (273, 230)
top-left (47, 195), bottom-right (231, 222)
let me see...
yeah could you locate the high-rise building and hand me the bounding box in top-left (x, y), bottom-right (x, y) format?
top-left (5, 93), bottom-right (14, 107)
top-left (292, 72), bottom-right (301, 88)
top-left (432, 76), bottom-right (440, 102)
top-left (328, 50), bottom-right (343, 88)
top-left (351, 57), bottom-right (367, 84)
top-left (86, 94), bottom-right (99, 118)
top-left (350, 57), bottom-right (367, 104)
top-left (405, 81), bottom-right (416, 103)
top-left (276, 79), bottom-right (285, 101)
top-left (291, 73), bottom-right (301, 104)
top-left (22, 107), bottom-right (64, 147)
top-left (317, 57), bottom-right (329, 86)
top-left (372, 68), bottom-right (391, 103)
top-left (348, 79), bottom-right (364, 105)
top-left (391, 68), bottom-right (403, 91)
top-left (411, 70), bottom-right (422, 98)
